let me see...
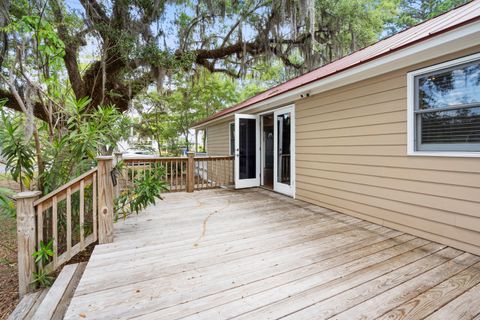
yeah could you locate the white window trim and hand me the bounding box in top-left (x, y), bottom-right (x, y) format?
top-left (407, 52), bottom-right (480, 158)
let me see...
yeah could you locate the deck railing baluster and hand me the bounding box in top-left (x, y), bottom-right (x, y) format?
top-left (37, 203), bottom-right (43, 265)
top-left (66, 187), bottom-right (72, 260)
top-left (52, 195), bottom-right (58, 269)
top-left (93, 172), bottom-right (97, 241)
top-left (175, 160), bottom-right (178, 192)
top-left (79, 180), bottom-right (85, 250)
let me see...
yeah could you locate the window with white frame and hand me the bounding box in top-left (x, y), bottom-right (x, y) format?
top-left (229, 122), bottom-right (235, 156)
top-left (409, 54), bottom-right (480, 154)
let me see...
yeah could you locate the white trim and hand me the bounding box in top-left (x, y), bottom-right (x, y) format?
top-left (273, 105), bottom-right (295, 197)
top-left (407, 52), bottom-right (480, 158)
top-left (234, 114), bottom-right (260, 188)
top-left (192, 21), bottom-right (480, 129)
top-left (406, 151), bottom-right (480, 157)
top-left (260, 115), bottom-right (266, 186)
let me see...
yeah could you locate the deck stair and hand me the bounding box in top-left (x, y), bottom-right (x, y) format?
top-left (8, 262), bottom-right (86, 320)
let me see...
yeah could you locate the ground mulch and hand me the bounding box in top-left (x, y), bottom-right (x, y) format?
top-left (0, 210), bottom-right (19, 320)
top-left (0, 177), bottom-right (20, 320)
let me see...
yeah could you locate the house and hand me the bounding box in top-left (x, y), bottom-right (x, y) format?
top-left (192, 0), bottom-right (480, 255)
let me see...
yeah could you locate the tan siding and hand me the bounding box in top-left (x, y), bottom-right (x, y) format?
top-left (205, 118), bottom-right (232, 156)
top-left (203, 118), bottom-right (234, 185)
top-left (295, 47), bottom-right (480, 255)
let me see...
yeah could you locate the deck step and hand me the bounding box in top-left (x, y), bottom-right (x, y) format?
top-left (32, 262), bottom-right (87, 320)
top-left (9, 262), bottom-right (87, 320)
top-left (8, 289), bottom-right (48, 320)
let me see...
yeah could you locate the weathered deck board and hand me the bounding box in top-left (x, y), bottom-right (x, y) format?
top-left (64, 188), bottom-right (480, 319)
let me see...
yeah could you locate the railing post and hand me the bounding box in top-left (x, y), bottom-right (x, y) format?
top-left (96, 156), bottom-right (114, 244)
top-left (186, 151), bottom-right (195, 193)
top-left (14, 190), bottom-right (41, 298)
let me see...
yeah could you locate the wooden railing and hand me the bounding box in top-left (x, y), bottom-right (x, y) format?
top-left (13, 153), bottom-right (233, 297)
top-left (122, 157), bottom-right (189, 192)
top-left (121, 152), bottom-right (234, 192)
top-left (33, 168), bottom-right (98, 273)
top-left (14, 157), bottom-right (114, 297)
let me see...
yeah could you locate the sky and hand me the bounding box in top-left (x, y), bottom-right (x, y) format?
top-left (63, 0), bottom-right (259, 61)
top-left (63, 0), bottom-right (194, 51)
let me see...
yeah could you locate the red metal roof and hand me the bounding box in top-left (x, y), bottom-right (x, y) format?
top-left (196, 0), bottom-right (480, 126)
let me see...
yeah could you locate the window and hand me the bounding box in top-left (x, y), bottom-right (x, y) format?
top-left (408, 53), bottom-right (480, 156)
top-left (229, 122), bottom-right (235, 156)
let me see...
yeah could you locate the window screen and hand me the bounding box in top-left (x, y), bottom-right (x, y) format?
top-left (414, 59), bottom-right (480, 151)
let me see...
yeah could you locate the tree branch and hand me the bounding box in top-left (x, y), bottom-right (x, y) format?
top-left (50, 0), bottom-right (85, 99)
top-left (0, 88), bottom-right (50, 122)
top-left (79, 0), bottom-right (109, 26)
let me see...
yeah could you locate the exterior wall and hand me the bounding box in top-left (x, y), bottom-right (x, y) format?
top-left (295, 46), bottom-right (480, 255)
top-left (205, 118), bottom-right (232, 156)
top-left (204, 118), bottom-right (234, 185)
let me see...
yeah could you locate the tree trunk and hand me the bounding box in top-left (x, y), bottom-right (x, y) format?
top-left (33, 126), bottom-right (45, 193)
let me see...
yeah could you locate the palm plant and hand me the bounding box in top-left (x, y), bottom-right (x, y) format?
top-left (0, 111), bottom-right (35, 191)
top-left (115, 165), bottom-right (168, 221)
top-left (0, 187), bottom-right (15, 218)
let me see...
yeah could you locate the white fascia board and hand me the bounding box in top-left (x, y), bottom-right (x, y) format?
top-left (193, 21), bottom-right (480, 129)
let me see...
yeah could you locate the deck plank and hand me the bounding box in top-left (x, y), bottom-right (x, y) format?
top-left (63, 188), bottom-right (480, 320)
top-left (425, 282), bottom-right (480, 319)
top-left (378, 261), bottom-right (480, 320)
top-left (280, 247), bottom-right (462, 319)
top-left (332, 253), bottom-right (480, 320)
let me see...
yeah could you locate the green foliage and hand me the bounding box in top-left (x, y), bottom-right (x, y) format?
top-left (32, 239), bottom-right (54, 265)
top-left (300, 0), bottom-right (399, 63)
top-left (3, 13), bottom-right (66, 72)
top-left (387, 0), bottom-right (468, 33)
top-left (0, 0), bottom-right (466, 194)
top-left (40, 97), bottom-right (132, 193)
top-left (0, 110), bottom-right (35, 191)
top-left (31, 239), bottom-right (55, 288)
top-left (115, 166), bottom-right (168, 221)
top-left (133, 69), bottom-right (266, 154)
top-left (32, 269), bottom-right (54, 288)
top-left (64, 98), bottom-right (130, 158)
top-left (0, 187), bottom-right (15, 218)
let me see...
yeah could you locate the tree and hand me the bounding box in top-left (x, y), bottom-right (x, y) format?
top-left (133, 68), bottom-right (272, 154)
top-left (132, 93), bottom-right (177, 156)
top-left (386, 0), bottom-right (468, 33)
top-left (0, 109), bottom-right (36, 191)
top-left (1, 0), bottom-right (398, 122)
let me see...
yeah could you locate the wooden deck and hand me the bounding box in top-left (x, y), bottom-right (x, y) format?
top-left (64, 188), bottom-right (480, 319)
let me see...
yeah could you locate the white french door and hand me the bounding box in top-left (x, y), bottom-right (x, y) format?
top-left (273, 106), bottom-right (295, 196)
top-left (234, 114), bottom-right (260, 189)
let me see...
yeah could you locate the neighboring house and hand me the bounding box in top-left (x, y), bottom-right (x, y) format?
top-left (192, 1), bottom-right (480, 255)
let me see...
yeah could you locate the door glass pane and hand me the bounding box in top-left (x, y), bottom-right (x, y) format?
top-left (239, 118), bottom-right (256, 179)
top-left (277, 113), bottom-right (291, 185)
